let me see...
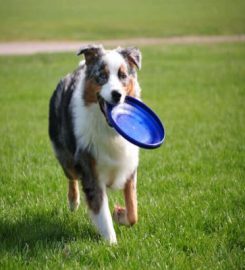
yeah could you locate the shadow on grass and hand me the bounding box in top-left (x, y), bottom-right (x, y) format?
top-left (0, 211), bottom-right (100, 254)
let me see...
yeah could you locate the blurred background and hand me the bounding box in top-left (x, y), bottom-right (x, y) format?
top-left (0, 0), bottom-right (244, 41)
top-left (0, 1), bottom-right (244, 269)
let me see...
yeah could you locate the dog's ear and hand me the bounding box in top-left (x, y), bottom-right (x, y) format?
top-left (117, 47), bottom-right (142, 70)
top-left (77, 44), bottom-right (104, 65)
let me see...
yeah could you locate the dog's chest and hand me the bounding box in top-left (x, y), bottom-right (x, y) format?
top-left (94, 135), bottom-right (139, 189)
top-left (72, 100), bottom-right (139, 189)
top-left (90, 116), bottom-right (139, 189)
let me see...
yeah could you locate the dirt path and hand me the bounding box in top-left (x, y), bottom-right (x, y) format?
top-left (0, 35), bottom-right (244, 55)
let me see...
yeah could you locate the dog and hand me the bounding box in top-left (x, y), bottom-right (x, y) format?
top-left (49, 44), bottom-right (142, 244)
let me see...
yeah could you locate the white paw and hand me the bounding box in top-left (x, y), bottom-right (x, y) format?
top-left (104, 231), bottom-right (117, 245)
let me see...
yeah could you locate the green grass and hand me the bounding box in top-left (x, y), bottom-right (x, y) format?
top-left (0, 0), bottom-right (245, 41)
top-left (0, 43), bottom-right (244, 269)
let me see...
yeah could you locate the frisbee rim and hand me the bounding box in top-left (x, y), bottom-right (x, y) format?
top-left (106, 96), bottom-right (165, 149)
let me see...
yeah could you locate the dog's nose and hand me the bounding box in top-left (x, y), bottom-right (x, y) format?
top-left (111, 90), bottom-right (122, 103)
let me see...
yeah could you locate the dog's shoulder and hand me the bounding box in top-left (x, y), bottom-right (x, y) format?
top-left (49, 62), bottom-right (86, 151)
top-left (50, 61), bottom-right (86, 112)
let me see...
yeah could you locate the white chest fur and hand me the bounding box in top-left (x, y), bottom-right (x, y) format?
top-left (71, 76), bottom-right (139, 190)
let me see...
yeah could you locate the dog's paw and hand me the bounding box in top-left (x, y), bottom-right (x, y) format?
top-left (99, 226), bottom-right (117, 245)
top-left (68, 197), bottom-right (80, 212)
top-left (112, 205), bottom-right (129, 226)
top-left (106, 233), bottom-right (117, 245)
top-left (68, 180), bottom-right (80, 212)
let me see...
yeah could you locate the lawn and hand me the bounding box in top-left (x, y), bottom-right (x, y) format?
top-left (0, 0), bottom-right (245, 41)
top-left (0, 43), bottom-right (244, 269)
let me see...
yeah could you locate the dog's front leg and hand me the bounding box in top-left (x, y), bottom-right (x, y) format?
top-left (75, 150), bottom-right (117, 244)
top-left (82, 180), bottom-right (117, 244)
top-left (113, 171), bottom-right (138, 226)
top-left (89, 187), bottom-right (117, 244)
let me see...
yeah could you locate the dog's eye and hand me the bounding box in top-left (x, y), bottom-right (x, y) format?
top-left (100, 73), bottom-right (107, 80)
top-left (96, 72), bottom-right (108, 85)
top-left (118, 71), bottom-right (127, 80)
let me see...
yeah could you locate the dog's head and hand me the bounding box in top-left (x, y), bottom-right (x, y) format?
top-left (77, 44), bottom-right (142, 109)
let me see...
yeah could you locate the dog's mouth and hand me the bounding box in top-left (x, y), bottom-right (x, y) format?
top-left (97, 93), bottom-right (113, 127)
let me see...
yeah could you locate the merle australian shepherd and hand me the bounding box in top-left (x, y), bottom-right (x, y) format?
top-left (49, 44), bottom-right (142, 244)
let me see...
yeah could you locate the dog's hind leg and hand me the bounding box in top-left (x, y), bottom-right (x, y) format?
top-left (68, 179), bottom-right (80, 212)
top-left (61, 165), bottom-right (80, 212)
top-left (113, 171), bottom-right (138, 226)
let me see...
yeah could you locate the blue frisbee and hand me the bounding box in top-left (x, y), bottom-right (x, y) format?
top-left (106, 96), bottom-right (165, 149)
